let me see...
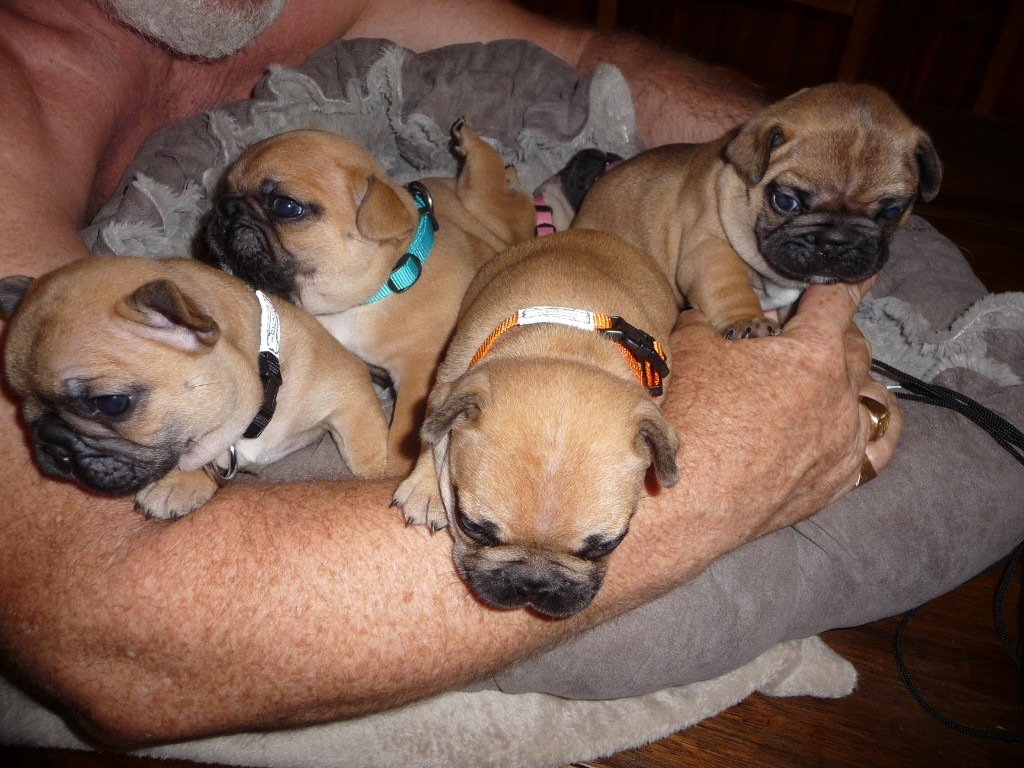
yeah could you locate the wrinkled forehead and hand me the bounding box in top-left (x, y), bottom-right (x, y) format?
top-left (230, 133), bottom-right (378, 189)
top-left (769, 124), bottom-right (918, 202)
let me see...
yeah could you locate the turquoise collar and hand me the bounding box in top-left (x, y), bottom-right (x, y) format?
top-left (361, 181), bottom-right (439, 305)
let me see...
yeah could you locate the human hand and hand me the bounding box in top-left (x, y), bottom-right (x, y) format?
top-left (651, 278), bottom-right (901, 560)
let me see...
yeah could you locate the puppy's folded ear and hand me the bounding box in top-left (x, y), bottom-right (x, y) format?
top-left (421, 373), bottom-right (489, 446)
top-left (635, 399), bottom-right (681, 488)
top-left (725, 122), bottom-right (785, 186)
top-left (0, 275), bottom-right (34, 317)
top-left (116, 279), bottom-right (220, 352)
top-left (913, 131), bottom-right (943, 202)
top-left (355, 175), bottom-right (416, 243)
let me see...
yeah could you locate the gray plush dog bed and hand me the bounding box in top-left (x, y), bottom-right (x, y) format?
top-left (3, 38), bottom-right (1023, 767)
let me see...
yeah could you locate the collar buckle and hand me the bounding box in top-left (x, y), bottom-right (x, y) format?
top-left (385, 251), bottom-right (423, 294)
top-left (602, 317), bottom-right (670, 378)
top-left (601, 316), bottom-right (669, 397)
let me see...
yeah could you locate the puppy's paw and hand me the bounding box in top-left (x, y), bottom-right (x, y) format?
top-left (504, 164), bottom-right (521, 189)
top-left (392, 468), bottom-right (448, 532)
top-left (721, 317), bottom-right (783, 340)
top-left (450, 116), bottom-right (471, 157)
top-left (135, 469), bottom-right (218, 520)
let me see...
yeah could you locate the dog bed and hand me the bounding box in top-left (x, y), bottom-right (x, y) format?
top-left (3, 38), bottom-right (1023, 767)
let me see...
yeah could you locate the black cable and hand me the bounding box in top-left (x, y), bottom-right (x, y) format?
top-left (871, 359), bottom-right (1024, 743)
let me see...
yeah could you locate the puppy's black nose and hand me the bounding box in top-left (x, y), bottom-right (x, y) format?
top-left (804, 229), bottom-right (858, 247)
top-left (514, 570), bottom-right (561, 597)
top-left (216, 195), bottom-right (244, 216)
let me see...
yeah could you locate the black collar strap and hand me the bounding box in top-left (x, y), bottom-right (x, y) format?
top-left (243, 290), bottom-right (283, 439)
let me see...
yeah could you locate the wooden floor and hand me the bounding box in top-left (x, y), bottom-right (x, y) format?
top-left (3, 108), bottom-right (1023, 768)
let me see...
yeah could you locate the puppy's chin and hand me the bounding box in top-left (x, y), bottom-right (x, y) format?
top-left (31, 413), bottom-right (179, 496)
top-left (755, 215), bottom-right (888, 284)
top-left (453, 548), bottom-right (605, 619)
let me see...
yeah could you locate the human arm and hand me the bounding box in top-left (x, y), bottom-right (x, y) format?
top-left (0, 276), bottom-right (899, 745)
top-left (345, 0), bottom-right (766, 145)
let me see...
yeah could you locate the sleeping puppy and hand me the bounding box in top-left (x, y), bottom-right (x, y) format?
top-left (392, 229), bottom-right (680, 618)
top-left (573, 83), bottom-right (942, 338)
top-left (205, 120), bottom-right (537, 473)
top-left (0, 256), bottom-right (389, 520)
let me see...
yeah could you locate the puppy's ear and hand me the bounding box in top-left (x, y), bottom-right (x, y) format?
top-left (635, 400), bottom-right (680, 488)
top-left (0, 275), bottom-right (34, 317)
top-left (355, 175), bottom-right (416, 243)
top-left (116, 279), bottom-right (220, 352)
top-left (421, 374), bottom-right (488, 446)
top-left (725, 122), bottom-right (785, 186)
top-left (913, 131), bottom-right (943, 202)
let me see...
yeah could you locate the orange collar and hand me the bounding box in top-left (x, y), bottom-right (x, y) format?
top-left (468, 306), bottom-right (669, 397)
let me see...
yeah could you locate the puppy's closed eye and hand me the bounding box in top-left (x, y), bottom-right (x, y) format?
top-left (453, 498), bottom-right (502, 546)
top-left (456, 493), bottom-right (503, 548)
top-left (576, 531), bottom-right (627, 561)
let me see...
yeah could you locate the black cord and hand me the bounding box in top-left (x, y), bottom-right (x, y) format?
top-left (871, 359), bottom-right (1024, 743)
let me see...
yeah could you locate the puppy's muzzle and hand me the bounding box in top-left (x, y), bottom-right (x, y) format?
top-left (759, 222), bottom-right (886, 283)
top-left (31, 413), bottom-right (177, 495)
top-left (204, 198), bottom-right (300, 301)
top-left (459, 558), bottom-right (603, 619)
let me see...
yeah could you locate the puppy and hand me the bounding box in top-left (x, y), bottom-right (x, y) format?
top-left (205, 120), bottom-right (537, 473)
top-left (532, 148), bottom-right (623, 234)
top-left (0, 256), bottom-right (389, 520)
top-left (573, 83), bottom-right (943, 338)
top-left (392, 229), bottom-right (680, 618)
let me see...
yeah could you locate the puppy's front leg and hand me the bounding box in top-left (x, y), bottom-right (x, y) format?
top-left (135, 468), bottom-right (219, 520)
top-left (679, 237), bottom-right (783, 339)
top-left (385, 365), bottom-right (436, 476)
top-left (322, 371), bottom-right (391, 480)
top-left (392, 445), bottom-right (448, 531)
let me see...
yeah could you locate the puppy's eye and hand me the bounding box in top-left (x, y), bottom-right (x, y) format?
top-left (454, 508), bottom-right (501, 546)
top-left (770, 190), bottom-right (800, 214)
top-left (269, 196), bottom-right (304, 219)
top-left (878, 204), bottom-right (905, 222)
top-left (89, 394), bottom-right (132, 417)
top-left (577, 532), bottom-right (627, 561)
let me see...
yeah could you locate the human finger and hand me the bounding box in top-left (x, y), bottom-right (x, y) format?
top-left (855, 379), bottom-right (903, 487)
top-left (844, 316), bottom-right (873, 390)
top-left (783, 278), bottom-right (873, 340)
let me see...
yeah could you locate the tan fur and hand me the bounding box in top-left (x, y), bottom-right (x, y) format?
top-left (573, 83), bottom-right (942, 338)
top-left (0, 256), bottom-right (389, 519)
top-left (392, 229), bottom-right (680, 618)
top-left (214, 121), bottom-right (536, 474)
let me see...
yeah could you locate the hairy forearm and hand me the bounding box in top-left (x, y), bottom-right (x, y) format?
top-left (0, 282), bottom-right (882, 745)
top-left (0, 389), bottom-right (714, 744)
top-left (573, 29), bottom-right (766, 145)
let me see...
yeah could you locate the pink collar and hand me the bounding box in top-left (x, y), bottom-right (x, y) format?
top-left (533, 194), bottom-right (555, 237)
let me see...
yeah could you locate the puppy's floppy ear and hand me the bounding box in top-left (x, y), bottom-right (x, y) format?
top-left (355, 175), bottom-right (416, 243)
top-left (116, 279), bottom-right (220, 352)
top-left (0, 275), bottom-right (34, 317)
top-left (913, 131), bottom-right (943, 202)
top-left (725, 121), bottom-right (786, 186)
top-left (635, 399), bottom-right (681, 488)
top-left (421, 373), bottom-right (489, 447)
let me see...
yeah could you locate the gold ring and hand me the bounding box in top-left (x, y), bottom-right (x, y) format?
top-left (859, 395), bottom-right (890, 443)
top-left (855, 454), bottom-right (877, 487)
